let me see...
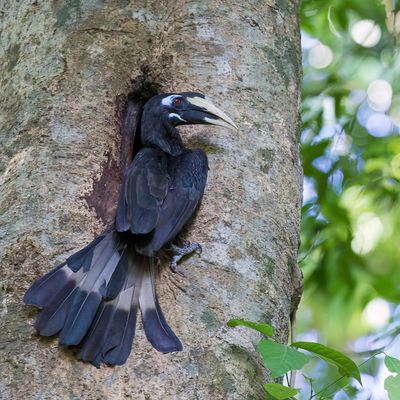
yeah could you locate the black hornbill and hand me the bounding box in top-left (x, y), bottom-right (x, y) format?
top-left (24, 92), bottom-right (237, 367)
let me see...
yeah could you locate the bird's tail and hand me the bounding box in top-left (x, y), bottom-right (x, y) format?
top-left (24, 230), bottom-right (182, 366)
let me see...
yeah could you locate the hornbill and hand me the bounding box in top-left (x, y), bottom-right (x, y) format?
top-left (24, 92), bottom-right (237, 367)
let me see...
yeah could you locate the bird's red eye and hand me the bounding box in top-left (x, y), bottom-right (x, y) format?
top-left (174, 98), bottom-right (182, 105)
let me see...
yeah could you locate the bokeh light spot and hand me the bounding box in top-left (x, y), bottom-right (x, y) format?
top-left (351, 212), bottom-right (383, 255)
top-left (312, 156), bottom-right (333, 173)
top-left (366, 113), bottom-right (392, 137)
top-left (301, 32), bottom-right (319, 49)
top-left (303, 177), bottom-right (318, 205)
top-left (367, 79), bottom-right (392, 112)
top-left (330, 133), bottom-right (351, 156)
top-left (351, 20), bottom-right (382, 47)
top-left (308, 43), bottom-right (333, 69)
top-left (362, 298), bottom-right (390, 329)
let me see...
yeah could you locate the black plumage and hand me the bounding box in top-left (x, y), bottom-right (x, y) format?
top-left (24, 91), bottom-right (237, 366)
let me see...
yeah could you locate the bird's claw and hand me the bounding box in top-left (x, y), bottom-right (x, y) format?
top-left (168, 241), bottom-right (203, 272)
top-left (194, 243), bottom-right (202, 255)
top-left (170, 260), bottom-right (177, 273)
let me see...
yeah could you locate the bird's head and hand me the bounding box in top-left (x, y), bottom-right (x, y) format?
top-left (144, 92), bottom-right (238, 131)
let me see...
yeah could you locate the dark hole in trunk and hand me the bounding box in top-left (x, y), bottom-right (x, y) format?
top-left (83, 75), bottom-right (161, 226)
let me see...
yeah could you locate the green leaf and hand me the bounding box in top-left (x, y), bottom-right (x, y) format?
top-left (263, 383), bottom-right (300, 400)
top-left (291, 341), bottom-right (361, 384)
top-left (257, 339), bottom-right (311, 378)
top-left (384, 355), bottom-right (400, 400)
top-left (227, 319), bottom-right (274, 337)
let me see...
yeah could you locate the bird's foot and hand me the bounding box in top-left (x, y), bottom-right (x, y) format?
top-left (169, 240), bottom-right (202, 273)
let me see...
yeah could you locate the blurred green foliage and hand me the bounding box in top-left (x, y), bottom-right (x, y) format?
top-left (300, 0), bottom-right (400, 345)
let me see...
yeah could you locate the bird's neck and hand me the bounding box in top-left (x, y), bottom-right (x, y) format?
top-left (141, 111), bottom-right (184, 157)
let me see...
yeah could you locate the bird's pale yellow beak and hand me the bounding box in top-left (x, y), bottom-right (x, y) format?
top-left (187, 96), bottom-right (238, 131)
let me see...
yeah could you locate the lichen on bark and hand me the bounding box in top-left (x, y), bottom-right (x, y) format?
top-left (0, 1), bottom-right (302, 399)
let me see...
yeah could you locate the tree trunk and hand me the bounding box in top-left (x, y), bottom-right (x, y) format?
top-left (0, 1), bottom-right (302, 399)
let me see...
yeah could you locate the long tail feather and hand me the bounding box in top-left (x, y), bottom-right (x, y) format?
top-left (23, 233), bottom-right (108, 308)
top-left (24, 262), bottom-right (70, 308)
top-left (59, 234), bottom-right (122, 345)
top-left (66, 234), bottom-right (106, 272)
top-left (77, 249), bottom-right (140, 366)
top-left (78, 285), bottom-right (139, 366)
top-left (101, 291), bottom-right (138, 365)
top-left (139, 258), bottom-right (183, 353)
top-left (34, 276), bottom-right (82, 336)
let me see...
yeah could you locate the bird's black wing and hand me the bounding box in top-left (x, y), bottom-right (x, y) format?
top-left (116, 148), bottom-right (170, 234)
top-left (136, 149), bottom-right (208, 255)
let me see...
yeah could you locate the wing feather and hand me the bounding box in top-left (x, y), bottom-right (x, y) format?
top-left (116, 148), bottom-right (170, 234)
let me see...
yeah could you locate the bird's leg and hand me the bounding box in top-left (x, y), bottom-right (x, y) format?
top-left (169, 240), bottom-right (202, 273)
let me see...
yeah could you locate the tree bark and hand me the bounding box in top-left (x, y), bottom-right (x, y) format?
top-left (0, 1), bottom-right (302, 399)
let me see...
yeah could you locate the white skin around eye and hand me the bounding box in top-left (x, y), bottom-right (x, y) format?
top-left (161, 95), bottom-right (176, 106)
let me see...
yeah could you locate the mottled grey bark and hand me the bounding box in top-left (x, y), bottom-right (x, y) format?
top-left (0, 1), bottom-right (302, 399)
